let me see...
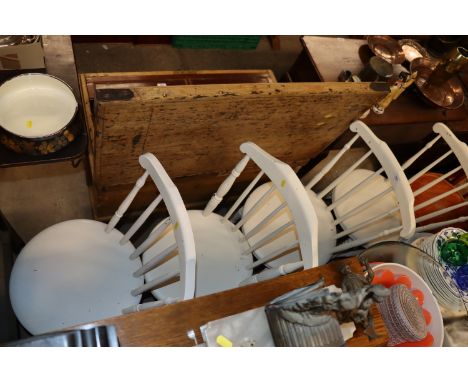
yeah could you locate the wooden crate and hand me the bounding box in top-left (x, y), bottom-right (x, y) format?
top-left (80, 71), bottom-right (387, 220)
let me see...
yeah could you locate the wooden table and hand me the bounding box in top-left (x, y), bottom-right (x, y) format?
top-left (288, 36), bottom-right (467, 172)
top-left (75, 257), bottom-right (388, 347)
top-left (0, 35), bottom-right (87, 168)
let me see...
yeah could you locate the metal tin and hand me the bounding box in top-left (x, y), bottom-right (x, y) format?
top-left (358, 56), bottom-right (394, 82)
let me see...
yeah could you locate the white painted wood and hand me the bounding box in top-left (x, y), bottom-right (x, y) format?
top-left (241, 142), bottom-right (319, 269)
top-left (246, 240), bottom-right (299, 270)
top-left (243, 200), bottom-right (286, 240)
top-left (416, 216), bottom-right (468, 233)
top-left (332, 169), bottom-right (402, 246)
top-left (241, 184), bottom-right (335, 267)
top-left (400, 135), bottom-right (442, 170)
top-left (9, 220), bottom-right (142, 335)
top-left (350, 120), bottom-right (415, 238)
top-left (317, 150), bottom-right (373, 199)
top-left (239, 261), bottom-right (304, 286)
top-left (120, 194), bottom-right (163, 244)
top-left (129, 218), bottom-right (172, 260)
top-left (133, 243), bottom-right (178, 277)
top-left (122, 298), bottom-right (178, 314)
top-left (327, 167), bottom-right (384, 211)
top-left (334, 204), bottom-right (400, 240)
top-left (203, 155), bottom-right (250, 216)
top-left (434, 123), bottom-right (468, 177)
top-left (222, 170), bottom-right (264, 222)
top-left (233, 184), bottom-right (276, 231)
top-left (333, 185), bottom-right (393, 226)
top-left (414, 182), bottom-right (468, 212)
top-left (305, 133), bottom-right (360, 190)
top-left (241, 220), bottom-right (294, 256)
top-left (131, 269), bottom-right (180, 296)
top-left (415, 201), bottom-right (468, 224)
top-left (9, 152), bottom-right (197, 334)
top-left (408, 150), bottom-right (453, 183)
top-left (413, 166), bottom-right (462, 197)
top-left (106, 171), bottom-right (149, 233)
top-left (332, 225), bottom-right (402, 253)
top-left (139, 153), bottom-right (197, 301)
top-left (142, 210), bottom-right (252, 299)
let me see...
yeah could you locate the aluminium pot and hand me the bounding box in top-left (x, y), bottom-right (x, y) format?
top-left (0, 73), bottom-right (79, 156)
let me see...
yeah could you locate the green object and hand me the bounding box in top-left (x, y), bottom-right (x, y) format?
top-left (459, 233), bottom-right (468, 247)
top-left (440, 239), bottom-right (468, 266)
top-left (172, 36), bottom-right (260, 50)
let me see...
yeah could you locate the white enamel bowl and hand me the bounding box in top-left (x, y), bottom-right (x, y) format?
top-left (0, 73), bottom-right (77, 139)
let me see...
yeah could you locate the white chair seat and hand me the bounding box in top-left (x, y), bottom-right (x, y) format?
top-left (143, 210), bottom-right (252, 299)
top-left (9, 219), bottom-right (143, 335)
top-left (332, 169), bottom-right (402, 245)
top-left (242, 182), bottom-right (336, 268)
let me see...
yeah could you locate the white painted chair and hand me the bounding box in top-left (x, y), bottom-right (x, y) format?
top-left (142, 142), bottom-right (319, 301)
top-left (9, 153), bottom-right (196, 335)
top-left (241, 120), bottom-right (416, 266)
top-left (397, 123), bottom-right (468, 233)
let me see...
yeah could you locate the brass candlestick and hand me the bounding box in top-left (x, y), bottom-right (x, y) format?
top-left (372, 71), bottom-right (417, 114)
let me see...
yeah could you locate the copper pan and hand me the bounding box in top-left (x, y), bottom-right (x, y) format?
top-left (410, 57), bottom-right (464, 109)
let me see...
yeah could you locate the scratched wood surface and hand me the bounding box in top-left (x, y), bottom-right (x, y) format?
top-left (93, 82), bottom-right (386, 188)
top-left (74, 257), bottom-right (388, 347)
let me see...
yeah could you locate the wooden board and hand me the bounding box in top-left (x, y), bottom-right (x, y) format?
top-left (92, 82), bottom-right (386, 188)
top-left (80, 70), bottom-right (280, 220)
top-left (83, 69), bottom-right (276, 99)
top-left (74, 257), bottom-right (388, 347)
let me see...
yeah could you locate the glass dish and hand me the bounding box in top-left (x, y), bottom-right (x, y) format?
top-left (359, 241), bottom-right (468, 318)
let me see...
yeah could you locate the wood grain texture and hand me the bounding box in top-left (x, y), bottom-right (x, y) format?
top-left (93, 82), bottom-right (386, 188)
top-left (74, 257), bottom-right (388, 347)
top-left (83, 69), bottom-right (276, 98)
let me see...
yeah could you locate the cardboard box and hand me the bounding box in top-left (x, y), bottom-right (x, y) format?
top-left (0, 38), bottom-right (45, 70)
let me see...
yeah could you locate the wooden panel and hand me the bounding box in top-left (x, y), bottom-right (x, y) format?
top-left (74, 257), bottom-right (388, 347)
top-left (93, 82), bottom-right (386, 187)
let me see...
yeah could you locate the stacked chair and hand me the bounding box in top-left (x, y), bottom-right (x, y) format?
top-left (9, 142), bottom-right (318, 334)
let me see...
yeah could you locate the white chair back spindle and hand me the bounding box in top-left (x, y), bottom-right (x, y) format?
top-left (9, 152), bottom-right (196, 334)
top-left (240, 121), bottom-right (415, 267)
top-left (120, 153), bottom-right (197, 313)
top-left (141, 142), bottom-right (318, 301)
top-left (402, 123), bottom-right (468, 233)
top-left (205, 143), bottom-right (319, 273)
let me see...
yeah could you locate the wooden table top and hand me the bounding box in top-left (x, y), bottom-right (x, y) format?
top-left (75, 256), bottom-right (388, 347)
top-left (301, 36), bottom-right (467, 128)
